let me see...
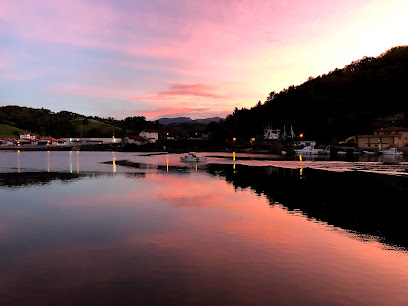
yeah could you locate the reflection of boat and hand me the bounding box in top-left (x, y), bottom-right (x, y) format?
top-left (294, 146), bottom-right (320, 155)
top-left (180, 152), bottom-right (207, 162)
top-left (317, 146), bottom-right (330, 155)
top-left (363, 150), bottom-right (378, 155)
top-left (295, 145), bottom-right (329, 155)
top-left (379, 147), bottom-right (403, 155)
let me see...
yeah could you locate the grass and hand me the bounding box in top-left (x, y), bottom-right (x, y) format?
top-left (71, 118), bottom-right (120, 137)
top-left (0, 124), bottom-right (25, 138)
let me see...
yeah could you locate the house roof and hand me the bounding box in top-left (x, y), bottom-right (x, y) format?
top-left (37, 137), bottom-right (66, 142)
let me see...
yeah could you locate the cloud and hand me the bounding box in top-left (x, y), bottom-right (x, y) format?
top-left (131, 83), bottom-right (228, 102)
top-left (157, 83), bottom-right (227, 99)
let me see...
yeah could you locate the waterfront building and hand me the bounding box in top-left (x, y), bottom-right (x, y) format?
top-left (62, 138), bottom-right (121, 145)
top-left (0, 138), bottom-right (15, 146)
top-left (37, 137), bottom-right (67, 146)
top-left (356, 127), bottom-right (408, 149)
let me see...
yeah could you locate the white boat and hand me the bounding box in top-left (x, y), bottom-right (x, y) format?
top-left (379, 147), bottom-right (403, 155)
top-left (180, 152), bottom-right (207, 162)
top-left (263, 126), bottom-right (280, 140)
top-left (294, 146), bottom-right (320, 155)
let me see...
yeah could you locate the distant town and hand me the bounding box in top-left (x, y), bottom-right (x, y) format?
top-left (2, 125), bottom-right (408, 156)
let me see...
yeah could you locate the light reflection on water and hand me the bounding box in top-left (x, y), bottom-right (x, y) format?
top-left (0, 151), bottom-right (407, 304)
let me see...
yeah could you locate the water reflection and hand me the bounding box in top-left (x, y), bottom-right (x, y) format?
top-left (76, 151), bottom-right (80, 173)
top-left (1, 160), bottom-right (408, 304)
top-left (47, 151), bottom-right (50, 172)
top-left (0, 172), bottom-right (80, 188)
top-left (207, 164), bottom-right (408, 249)
top-left (17, 150), bottom-right (21, 173)
top-left (112, 151), bottom-right (116, 173)
top-left (69, 151), bottom-right (73, 173)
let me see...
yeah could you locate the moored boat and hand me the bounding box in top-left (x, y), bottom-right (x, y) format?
top-left (294, 146), bottom-right (320, 155)
top-left (379, 147), bottom-right (403, 155)
top-left (180, 152), bottom-right (208, 162)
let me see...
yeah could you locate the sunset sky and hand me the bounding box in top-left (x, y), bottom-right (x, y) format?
top-left (1, 0), bottom-right (407, 120)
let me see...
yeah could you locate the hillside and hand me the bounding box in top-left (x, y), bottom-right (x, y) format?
top-left (0, 106), bottom-right (124, 138)
top-left (71, 118), bottom-right (121, 138)
top-left (0, 124), bottom-right (25, 138)
top-left (216, 45), bottom-right (408, 142)
top-left (0, 105), bottom-right (217, 139)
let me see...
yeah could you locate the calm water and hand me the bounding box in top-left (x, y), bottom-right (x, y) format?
top-left (0, 151), bottom-right (408, 305)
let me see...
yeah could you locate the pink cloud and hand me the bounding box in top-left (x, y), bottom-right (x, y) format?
top-left (131, 83), bottom-right (227, 101)
top-left (158, 83), bottom-right (227, 99)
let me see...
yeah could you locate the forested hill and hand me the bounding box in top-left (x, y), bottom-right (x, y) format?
top-left (0, 106), bottom-right (160, 138)
top-left (0, 106), bottom-right (210, 139)
top-left (216, 46), bottom-right (408, 142)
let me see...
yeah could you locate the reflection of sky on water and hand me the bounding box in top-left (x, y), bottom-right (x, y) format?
top-left (1, 151), bottom-right (408, 304)
top-left (0, 169), bottom-right (408, 305)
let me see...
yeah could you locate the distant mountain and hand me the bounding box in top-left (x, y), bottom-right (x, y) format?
top-left (193, 117), bottom-right (223, 124)
top-left (158, 117), bottom-right (192, 124)
top-left (158, 116), bottom-right (223, 125)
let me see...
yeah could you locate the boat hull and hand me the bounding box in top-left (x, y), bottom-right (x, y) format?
top-left (180, 157), bottom-right (207, 162)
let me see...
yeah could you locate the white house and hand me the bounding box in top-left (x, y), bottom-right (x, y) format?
top-left (139, 130), bottom-right (159, 143)
top-left (20, 133), bottom-right (37, 140)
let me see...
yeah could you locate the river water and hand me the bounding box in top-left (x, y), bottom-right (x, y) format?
top-left (0, 151), bottom-right (407, 305)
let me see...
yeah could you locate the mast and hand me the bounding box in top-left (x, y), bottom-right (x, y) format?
top-left (290, 125), bottom-right (295, 139)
